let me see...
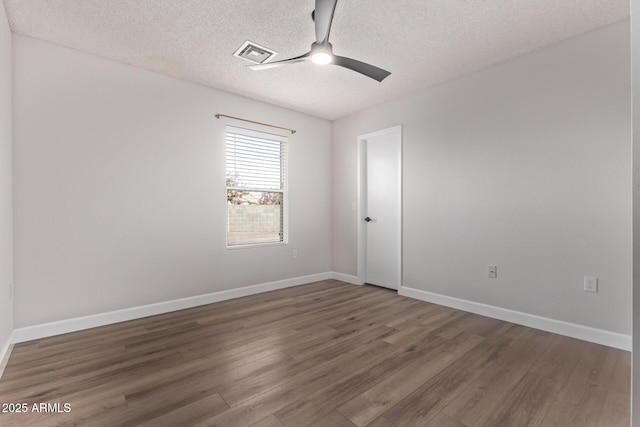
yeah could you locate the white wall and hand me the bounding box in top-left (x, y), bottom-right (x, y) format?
top-left (12, 35), bottom-right (332, 327)
top-left (0, 4), bottom-right (14, 362)
top-left (333, 21), bottom-right (631, 335)
top-left (632, 0), bottom-right (639, 424)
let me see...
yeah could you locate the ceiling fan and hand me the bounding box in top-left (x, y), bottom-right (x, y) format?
top-left (249, 0), bottom-right (391, 82)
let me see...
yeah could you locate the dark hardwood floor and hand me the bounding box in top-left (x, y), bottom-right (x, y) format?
top-left (0, 280), bottom-right (630, 426)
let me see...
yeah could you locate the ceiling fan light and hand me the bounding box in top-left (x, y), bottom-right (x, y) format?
top-left (311, 52), bottom-right (332, 65)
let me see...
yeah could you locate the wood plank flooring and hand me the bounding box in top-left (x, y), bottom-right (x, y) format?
top-left (0, 280), bottom-right (630, 426)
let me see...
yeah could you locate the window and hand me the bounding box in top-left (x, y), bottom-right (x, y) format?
top-left (225, 126), bottom-right (287, 247)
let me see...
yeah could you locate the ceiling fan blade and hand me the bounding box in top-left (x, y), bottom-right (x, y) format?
top-left (332, 55), bottom-right (391, 82)
top-left (314, 0), bottom-right (338, 44)
top-left (249, 52), bottom-right (311, 70)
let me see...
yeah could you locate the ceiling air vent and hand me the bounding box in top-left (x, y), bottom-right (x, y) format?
top-left (233, 41), bottom-right (277, 64)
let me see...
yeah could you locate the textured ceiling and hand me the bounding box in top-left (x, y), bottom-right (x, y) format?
top-left (2, 0), bottom-right (629, 120)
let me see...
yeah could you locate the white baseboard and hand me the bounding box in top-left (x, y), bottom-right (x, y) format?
top-left (398, 286), bottom-right (631, 351)
top-left (13, 272), bottom-right (333, 344)
top-left (10, 276), bottom-right (629, 353)
top-left (0, 331), bottom-right (14, 380)
top-left (331, 272), bottom-right (361, 285)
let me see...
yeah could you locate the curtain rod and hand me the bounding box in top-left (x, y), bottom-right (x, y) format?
top-left (215, 114), bottom-right (296, 134)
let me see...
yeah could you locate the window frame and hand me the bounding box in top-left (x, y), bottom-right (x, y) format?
top-left (225, 125), bottom-right (288, 249)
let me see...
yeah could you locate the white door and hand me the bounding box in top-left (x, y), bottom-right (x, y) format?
top-left (360, 126), bottom-right (402, 290)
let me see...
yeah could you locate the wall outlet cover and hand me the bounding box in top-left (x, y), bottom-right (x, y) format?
top-left (584, 276), bottom-right (598, 293)
top-left (488, 265), bottom-right (497, 278)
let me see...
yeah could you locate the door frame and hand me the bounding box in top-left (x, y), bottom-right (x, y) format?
top-left (357, 125), bottom-right (403, 288)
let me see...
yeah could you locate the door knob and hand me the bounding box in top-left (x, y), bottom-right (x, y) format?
top-left (364, 217), bottom-right (372, 222)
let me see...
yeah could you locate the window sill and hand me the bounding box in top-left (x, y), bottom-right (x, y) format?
top-left (226, 241), bottom-right (288, 250)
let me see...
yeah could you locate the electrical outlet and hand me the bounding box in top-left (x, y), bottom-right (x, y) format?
top-left (292, 249), bottom-right (298, 259)
top-left (488, 266), bottom-right (497, 279)
top-left (584, 276), bottom-right (598, 293)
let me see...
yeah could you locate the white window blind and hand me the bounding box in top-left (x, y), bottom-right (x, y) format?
top-left (225, 126), bottom-right (287, 247)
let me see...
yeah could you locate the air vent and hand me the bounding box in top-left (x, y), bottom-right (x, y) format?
top-left (233, 41), bottom-right (277, 64)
